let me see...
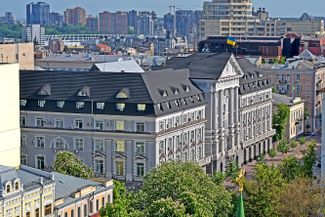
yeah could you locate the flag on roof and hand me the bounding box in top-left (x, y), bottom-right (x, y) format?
top-left (227, 36), bottom-right (236, 46)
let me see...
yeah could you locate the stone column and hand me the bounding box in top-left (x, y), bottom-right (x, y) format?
top-left (218, 90), bottom-right (225, 154)
top-left (229, 88), bottom-right (234, 128)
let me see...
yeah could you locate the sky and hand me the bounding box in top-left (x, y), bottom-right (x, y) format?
top-left (1, 0), bottom-right (324, 19)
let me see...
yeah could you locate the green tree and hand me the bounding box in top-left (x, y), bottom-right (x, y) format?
top-left (272, 104), bottom-right (290, 141)
top-left (268, 149), bottom-right (277, 158)
top-left (53, 151), bottom-right (93, 179)
top-left (135, 162), bottom-right (233, 217)
top-left (289, 140), bottom-right (299, 149)
top-left (0, 23), bottom-right (23, 39)
top-left (225, 160), bottom-right (240, 183)
top-left (100, 181), bottom-right (133, 217)
top-left (212, 171), bottom-right (226, 185)
top-left (301, 143), bottom-right (317, 177)
top-left (299, 136), bottom-right (306, 145)
top-left (277, 177), bottom-right (323, 217)
top-left (145, 198), bottom-right (187, 217)
top-left (279, 156), bottom-right (302, 181)
top-left (277, 139), bottom-right (290, 155)
top-left (244, 163), bottom-right (285, 217)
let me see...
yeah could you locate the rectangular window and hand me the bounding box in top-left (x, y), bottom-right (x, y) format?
top-left (57, 101), bottom-right (65, 108)
top-left (95, 159), bottom-right (104, 174)
top-left (137, 104), bottom-right (146, 111)
top-left (35, 136), bottom-right (45, 148)
top-left (76, 102), bottom-right (85, 109)
top-left (74, 119), bottom-right (83, 129)
top-left (36, 156), bottom-right (45, 170)
top-left (94, 139), bottom-right (105, 152)
top-left (55, 118), bottom-right (64, 128)
top-left (116, 161), bottom-right (124, 176)
top-left (20, 99), bottom-right (27, 106)
top-left (95, 120), bottom-right (104, 130)
top-left (55, 138), bottom-right (65, 149)
top-left (136, 162), bottom-right (145, 177)
top-left (74, 138), bottom-right (84, 151)
top-left (296, 74), bottom-right (300, 81)
top-left (21, 135), bottom-right (27, 146)
top-left (35, 208), bottom-right (40, 217)
top-left (20, 116), bottom-right (26, 126)
top-left (116, 120), bottom-right (125, 131)
top-left (96, 102), bottom-right (105, 110)
top-left (44, 204), bottom-right (52, 216)
top-left (35, 117), bottom-right (45, 127)
top-left (159, 121), bottom-right (164, 131)
top-left (21, 156), bottom-right (27, 165)
top-left (38, 100), bottom-right (46, 108)
top-left (116, 103), bottom-right (125, 111)
top-left (136, 122), bottom-right (145, 132)
top-left (115, 140), bottom-right (125, 152)
top-left (136, 142), bottom-right (145, 154)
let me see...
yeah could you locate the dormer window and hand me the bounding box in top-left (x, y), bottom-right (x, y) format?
top-left (137, 104), bottom-right (146, 112)
top-left (20, 99), bottom-right (27, 107)
top-left (96, 102), bottom-right (105, 110)
top-left (185, 86), bottom-right (190, 92)
top-left (37, 84), bottom-right (51, 96)
top-left (162, 91), bottom-right (168, 97)
top-left (189, 96), bottom-right (194, 103)
top-left (166, 102), bottom-right (171, 109)
top-left (6, 183), bottom-right (11, 193)
top-left (181, 98), bottom-right (187, 105)
top-left (157, 103), bottom-right (163, 111)
top-left (38, 100), bottom-right (46, 108)
top-left (57, 101), bottom-right (65, 108)
top-left (175, 100), bottom-right (180, 107)
top-left (77, 86), bottom-right (90, 97)
top-left (116, 89), bottom-right (129, 99)
top-left (76, 102), bottom-right (85, 109)
top-left (197, 95), bottom-right (201, 102)
top-left (14, 181), bottom-right (19, 191)
top-left (78, 90), bottom-right (88, 97)
top-left (116, 103), bottom-right (125, 111)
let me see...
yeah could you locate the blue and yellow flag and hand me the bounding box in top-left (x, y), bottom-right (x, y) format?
top-left (227, 36), bottom-right (236, 46)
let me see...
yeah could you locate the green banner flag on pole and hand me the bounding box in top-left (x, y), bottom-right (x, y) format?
top-left (236, 192), bottom-right (245, 217)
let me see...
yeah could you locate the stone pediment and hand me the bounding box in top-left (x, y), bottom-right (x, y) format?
top-left (219, 55), bottom-right (244, 79)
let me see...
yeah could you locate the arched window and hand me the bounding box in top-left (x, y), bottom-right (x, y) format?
top-left (15, 181), bottom-right (19, 191)
top-left (116, 91), bottom-right (128, 99)
top-left (6, 183), bottom-right (11, 193)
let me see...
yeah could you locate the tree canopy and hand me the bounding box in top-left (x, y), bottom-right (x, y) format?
top-left (273, 103), bottom-right (290, 141)
top-left (53, 151), bottom-right (93, 179)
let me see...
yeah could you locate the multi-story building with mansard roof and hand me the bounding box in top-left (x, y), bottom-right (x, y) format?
top-left (19, 70), bottom-right (207, 182)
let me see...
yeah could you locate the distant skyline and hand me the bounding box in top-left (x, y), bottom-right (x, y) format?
top-left (1, 0), bottom-right (324, 19)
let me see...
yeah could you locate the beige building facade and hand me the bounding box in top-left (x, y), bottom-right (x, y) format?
top-left (0, 43), bottom-right (34, 70)
top-left (273, 94), bottom-right (305, 140)
top-left (0, 63), bottom-right (20, 167)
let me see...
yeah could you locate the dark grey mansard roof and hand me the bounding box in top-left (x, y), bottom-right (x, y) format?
top-left (237, 58), bottom-right (272, 95)
top-left (162, 53), bottom-right (233, 80)
top-left (0, 165), bottom-right (54, 199)
top-left (20, 70), bottom-right (205, 117)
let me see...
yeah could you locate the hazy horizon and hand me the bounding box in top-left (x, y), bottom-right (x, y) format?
top-left (1, 0), bottom-right (324, 20)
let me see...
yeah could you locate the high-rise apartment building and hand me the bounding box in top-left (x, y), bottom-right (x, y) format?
top-left (136, 11), bottom-right (154, 35)
top-left (200, 0), bottom-right (256, 38)
top-left (49, 12), bottom-right (63, 26)
top-left (99, 11), bottom-right (128, 34)
top-left (86, 16), bottom-right (99, 32)
top-left (23, 24), bottom-right (46, 46)
top-left (64, 7), bottom-right (86, 25)
top-left (26, 2), bottom-right (50, 26)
